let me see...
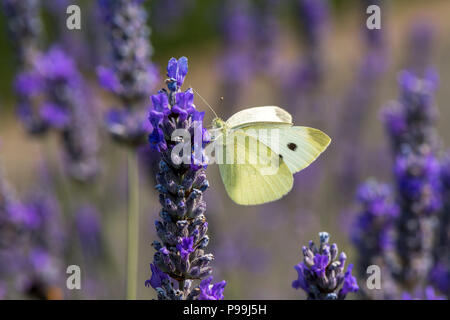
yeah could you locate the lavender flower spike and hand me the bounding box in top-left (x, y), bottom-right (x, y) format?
top-left (1, 0), bottom-right (47, 135)
top-left (431, 152), bottom-right (450, 298)
top-left (146, 57), bottom-right (225, 300)
top-left (292, 232), bottom-right (358, 300)
top-left (98, 0), bottom-right (158, 146)
top-left (351, 179), bottom-right (400, 299)
top-left (35, 47), bottom-right (100, 182)
top-left (382, 69), bottom-right (442, 291)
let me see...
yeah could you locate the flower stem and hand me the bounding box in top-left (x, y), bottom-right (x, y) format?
top-left (126, 150), bottom-right (140, 300)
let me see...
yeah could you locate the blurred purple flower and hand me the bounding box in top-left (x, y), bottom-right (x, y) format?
top-left (407, 21), bottom-right (435, 76)
top-left (35, 46), bottom-right (100, 182)
top-left (98, 0), bottom-right (159, 145)
top-left (97, 66), bottom-right (122, 93)
top-left (13, 71), bottom-right (43, 97)
top-left (2, 0), bottom-right (49, 135)
top-left (394, 152), bottom-right (442, 214)
top-left (75, 205), bottom-right (103, 260)
top-left (39, 103), bottom-right (70, 130)
top-left (402, 286), bottom-right (444, 300)
top-left (350, 179), bottom-right (401, 298)
top-left (379, 65), bottom-right (443, 292)
top-left (297, 0), bottom-right (328, 47)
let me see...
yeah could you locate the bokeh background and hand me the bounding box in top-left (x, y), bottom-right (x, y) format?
top-left (0, 0), bottom-right (449, 299)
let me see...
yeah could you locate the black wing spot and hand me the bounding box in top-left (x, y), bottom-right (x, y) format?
top-left (287, 143), bottom-right (297, 151)
top-left (279, 154), bottom-right (283, 160)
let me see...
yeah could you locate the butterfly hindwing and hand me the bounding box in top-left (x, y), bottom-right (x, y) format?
top-left (217, 130), bottom-right (293, 205)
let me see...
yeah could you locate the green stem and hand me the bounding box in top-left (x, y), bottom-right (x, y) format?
top-left (126, 150), bottom-right (140, 300)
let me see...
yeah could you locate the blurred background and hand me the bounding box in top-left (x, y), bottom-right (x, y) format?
top-left (0, 0), bottom-right (449, 299)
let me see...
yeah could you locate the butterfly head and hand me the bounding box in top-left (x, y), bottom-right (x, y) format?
top-left (210, 117), bottom-right (226, 141)
top-left (211, 117), bottom-right (226, 130)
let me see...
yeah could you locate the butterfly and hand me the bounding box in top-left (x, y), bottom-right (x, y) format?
top-left (209, 106), bottom-right (331, 206)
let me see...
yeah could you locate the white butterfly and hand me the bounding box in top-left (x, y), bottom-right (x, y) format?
top-left (210, 106), bottom-right (331, 205)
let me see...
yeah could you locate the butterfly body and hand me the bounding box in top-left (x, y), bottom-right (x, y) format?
top-left (210, 106), bottom-right (330, 206)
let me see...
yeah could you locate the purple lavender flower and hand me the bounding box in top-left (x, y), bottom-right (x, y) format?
top-left (75, 205), bottom-right (104, 260)
top-left (1, 0), bottom-right (41, 63)
top-left (402, 286), bottom-right (444, 300)
top-left (297, 0), bottom-right (328, 47)
top-left (98, 0), bottom-right (159, 146)
top-left (34, 47), bottom-right (100, 182)
top-left (380, 66), bottom-right (442, 292)
top-left (145, 263), bottom-right (169, 290)
top-left (431, 153), bottom-right (450, 298)
top-left (146, 57), bottom-right (225, 300)
top-left (176, 237), bottom-right (195, 261)
top-left (288, 0), bottom-right (329, 92)
top-left (351, 179), bottom-right (400, 299)
top-left (198, 276), bottom-right (226, 300)
top-left (252, 0), bottom-right (281, 75)
top-left (2, 0), bottom-right (48, 135)
top-left (292, 232), bottom-right (358, 300)
top-left (382, 69), bottom-right (439, 156)
top-left (407, 21), bottom-right (435, 77)
top-left (218, 0), bottom-right (255, 114)
top-left (352, 179), bottom-right (399, 255)
top-left (335, 0), bottom-right (388, 191)
top-left (430, 263), bottom-right (450, 298)
top-left (0, 166), bottom-right (64, 299)
top-left (393, 143), bottom-right (441, 291)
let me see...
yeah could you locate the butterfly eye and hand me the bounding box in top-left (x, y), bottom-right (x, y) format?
top-left (287, 143), bottom-right (297, 151)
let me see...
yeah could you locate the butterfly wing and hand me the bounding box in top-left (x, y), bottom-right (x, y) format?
top-left (225, 106), bottom-right (292, 129)
top-left (241, 124), bottom-right (331, 174)
top-left (218, 130), bottom-right (293, 205)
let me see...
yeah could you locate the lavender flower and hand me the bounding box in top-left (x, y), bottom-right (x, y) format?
top-left (146, 57), bottom-right (225, 300)
top-left (252, 0), bottom-right (281, 76)
top-left (288, 0), bottom-right (329, 92)
top-left (98, 0), bottom-right (158, 145)
top-left (381, 69), bottom-right (442, 291)
top-left (402, 286), bottom-right (444, 300)
top-left (218, 0), bottom-right (254, 114)
top-left (1, 0), bottom-right (41, 63)
top-left (0, 165), bottom-right (64, 299)
top-left (407, 21), bottom-right (435, 77)
top-left (198, 276), bottom-right (226, 300)
top-left (1, 0), bottom-right (48, 135)
top-left (34, 47), bottom-right (100, 182)
top-left (20, 191), bottom-right (65, 299)
top-left (351, 179), bottom-right (400, 299)
top-left (352, 180), bottom-right (399, 260)
top-left (382, 69), bottom-right (440, 155)
top-left (431, 153), bottom-right (450, 297)
top-left (75, 205), bottom-right (104, 261)
top-left (336, 0), bottom-right (388, 190)
top-left (292, 232), bottom-right (358, 300)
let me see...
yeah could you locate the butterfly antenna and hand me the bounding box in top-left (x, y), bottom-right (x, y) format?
top-left (192, 87), bottom-right (219, 118)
